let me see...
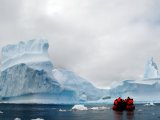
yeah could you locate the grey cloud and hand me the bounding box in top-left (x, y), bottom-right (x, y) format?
top-left (0, 0), bottom-right (160, 88)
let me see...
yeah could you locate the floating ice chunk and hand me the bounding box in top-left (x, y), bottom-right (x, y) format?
top-left (59, 109), bottom-right (67, 112)
top-left (144, 102), bottom-right (155, 106)
top-left (72, 104), bottom-right (88, 111)
top-left (138, 109), bottom-right (142, 112)
top-left (152, 112), bottom-right (155, 116)
top-left (14, 118), bottom-right (21, 120)
top-left (90, 106), bottom-right (109, 110)
top-left (31, 118), bottom-right (44, 120)
top-left (0, 111), bottom-right (3, 114)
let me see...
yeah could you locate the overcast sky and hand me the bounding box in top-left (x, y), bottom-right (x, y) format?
top-left (0, 0), bottom-right (160, 88)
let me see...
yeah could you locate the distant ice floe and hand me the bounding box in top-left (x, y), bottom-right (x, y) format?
top-left (0, 111), bottom-right (3, 114)
top-left (90, 106), bottom-right (110, 110)
top-left (72, 105), bottom-right (88, 111)
top-left (71, 104), bottom-right (109, 111)
top-left (138, 109), bottom-right (143, 112)
top-left (31, 118), bottom-right (44, 120)
top-left (59, 109), bottom-right (67, 112)
top-left (144, 102), bottom-right (155, 106)
top-left (14, 118), bottom-right (21, 120)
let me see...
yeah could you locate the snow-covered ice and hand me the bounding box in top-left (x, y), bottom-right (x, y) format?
top-left (72, 104), bottom-right (88, 111)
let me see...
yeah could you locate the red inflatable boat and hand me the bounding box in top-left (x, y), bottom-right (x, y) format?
top-left (112, 97), bottom-right (135, 111)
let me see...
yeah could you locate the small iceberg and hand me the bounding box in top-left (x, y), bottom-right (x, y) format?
top-left (144, 102), bottom-right (155, 106)
top-left (72, 104), bottom-right (88, 111)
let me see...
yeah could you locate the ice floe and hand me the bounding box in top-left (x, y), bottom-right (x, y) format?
top-left (72, 105), bottom-right (88, 111)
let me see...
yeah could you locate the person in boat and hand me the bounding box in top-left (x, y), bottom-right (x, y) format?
top-left (112, 97), bottom-right (135, 111)
top-left (112, 97), bottom-right (126, 111)
top-left (125, 97), bottom-right (135, 111)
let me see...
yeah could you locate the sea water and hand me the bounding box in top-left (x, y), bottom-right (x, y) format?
top-left (0, 104), bottom-right (159, 120)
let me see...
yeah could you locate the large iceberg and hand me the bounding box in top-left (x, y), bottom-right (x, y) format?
top-left (0, 39), bottom-right (108, 104)
top-left (3, 39), bottom-right (159, 104)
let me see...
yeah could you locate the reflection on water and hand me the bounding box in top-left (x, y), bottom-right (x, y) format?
top-left (113, 111), bottom-right (123, 120)
top-left (114, 111), bottom-right (134, 120)
top-left (127, 111), bottom-right (134, 120)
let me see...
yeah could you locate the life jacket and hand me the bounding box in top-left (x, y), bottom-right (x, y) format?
top-left (126, 98), bottom-right (135, 111)
top-left (114, 99), bottom-right (118, 105)
top-left (112, 97), bottom-right (126, 111)
top-left (117, 97), bottom-right (121, 103)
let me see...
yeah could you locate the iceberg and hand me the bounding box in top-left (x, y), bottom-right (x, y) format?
top-left (109, 79), bottom-right (160, 103)
top-left (109, 57), bottom-right (160, 103)
top-left (144, 57), bottom-right (159, 80)
top-left (0, 39), bottom-right (108, 104)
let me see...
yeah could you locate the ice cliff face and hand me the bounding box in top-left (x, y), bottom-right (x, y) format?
top-left (0, 63), bottom-right (60, 97)
top-left (144, 58), bottom-right (159, 79)
top-left (0, 39), bottom-right (108, 103)
top-left (0, 39), bottom-right (60, 98)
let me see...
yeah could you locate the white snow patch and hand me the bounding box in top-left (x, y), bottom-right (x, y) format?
top-left (72, 104), bottom-right (88, 111)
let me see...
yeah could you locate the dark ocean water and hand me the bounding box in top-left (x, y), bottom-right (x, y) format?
top-left (0, 103), bottom-right (159, 120)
